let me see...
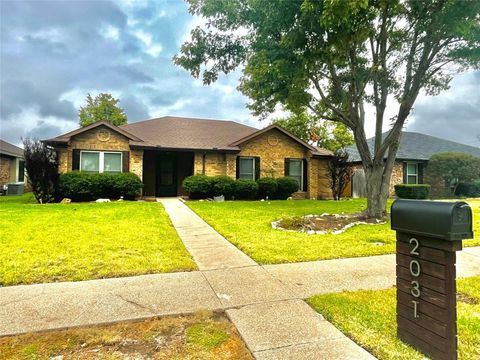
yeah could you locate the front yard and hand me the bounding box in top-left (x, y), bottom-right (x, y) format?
top-left (0, 194), bottom-right (196, 286)
top-left (188, 199), bottom-right (480, 264)
top-left (308, 276), bottom-right (480, 360)
top-left (0, 310), bottom-right (252, 360)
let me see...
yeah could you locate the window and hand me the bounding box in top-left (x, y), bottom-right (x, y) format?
top-left (17, 160), bottom-right (25, 182)
top-left (238, 157), bottom-right (255, 180)
top-left (286, 158), bottom-right (304, 191)
top-left (406, 162), bottom-right (418, 184)
top-left (80, 151), bottom-right (122, 173)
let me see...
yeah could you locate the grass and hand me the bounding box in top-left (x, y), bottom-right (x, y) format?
top-left (0, 193), bottom-right (196, 286)
top-left (0, 311), bottom-right (253, 360)
top-left (187, 198), bottom-right (480, 264)
top-left (307, 276), bottom-right (480, 360)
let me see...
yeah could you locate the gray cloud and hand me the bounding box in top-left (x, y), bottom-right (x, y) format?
top-left (407, 72), bottom-right (480, 147)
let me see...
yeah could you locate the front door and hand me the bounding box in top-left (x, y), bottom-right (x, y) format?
top-left (156, 153), bottom-right (177, 197)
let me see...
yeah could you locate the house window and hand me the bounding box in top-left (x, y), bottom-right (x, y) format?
top-left (80, 151), bottom-right (122, 173)
top-left (17, 160), bottom-right (25, 182)
top-left (238, 157), bottom-right (255, 180)
top-left (406, 163), bottom-right (418, 184)
top-left (286, 158), bottom-right (304, 191)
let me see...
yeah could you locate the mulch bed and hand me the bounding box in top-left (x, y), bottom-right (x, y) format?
top-left (272, 212), bottom-right (385, 235)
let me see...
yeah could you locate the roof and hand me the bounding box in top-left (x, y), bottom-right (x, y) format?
top-left (43, 116), bottom-right (333, 155)
top-left (45, 121), bottom-right (142, 144)
top-left (0, 139), bottom-right (24, 158)
top-left (121, 116), bottom-right (258, 151)
top-left (345, 131), bottom-right (480, 162)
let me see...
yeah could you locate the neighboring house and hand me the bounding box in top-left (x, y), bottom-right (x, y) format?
top-left (0, 139), bottom-right (25, 189)
top-left (345, 131), bottom-right (480, 197)
top-left (44, 116), bottom-right (334, 198)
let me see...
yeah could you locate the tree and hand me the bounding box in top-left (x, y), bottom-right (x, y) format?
top-left (23, 138), bottom-right (59, 204)
top-left (425, 152), bottom-right (480, 197)
top-left (175, 0), bottom-right (480, 218)
top-left (79, 93), bottom-right (127, 127)
top-left (273, 110), bottom-right (354, 152)
top-left (328, 150), bottom-right (353, 200)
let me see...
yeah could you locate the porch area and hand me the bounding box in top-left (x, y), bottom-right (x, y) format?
top-left (142, 150), bottom-right (194, 197)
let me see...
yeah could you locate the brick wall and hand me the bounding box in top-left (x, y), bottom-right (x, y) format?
top-left (0, 155), bottom-right (12, 186)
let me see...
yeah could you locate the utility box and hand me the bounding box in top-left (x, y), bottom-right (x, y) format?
top-left (391, 199), bottom-right (474, 360)
top-left (6, 183), bottom-right (24, 195)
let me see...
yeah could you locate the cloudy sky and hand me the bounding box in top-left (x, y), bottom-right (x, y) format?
top-left (1, 0), bottom-right (479, 148)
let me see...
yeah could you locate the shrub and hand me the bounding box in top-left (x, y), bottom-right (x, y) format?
top-left (233, 179), bottom-right (258, 200)
top-left (58, 172), bottom-right (143, 201)
top-left (455, 180), bottom-right (480, 197)
top-left (183, 175), bottom-right (213, 199)
top-left (275, 177), bottom-right (299, 199)
top-left (211, 175), bottom-right (235, 199)
top-left (23, 138), bottom-right (59, 204)
top-left (257, 177), bottom-right (278, 199)
top-left (394, 184), bottom-right (430, 199)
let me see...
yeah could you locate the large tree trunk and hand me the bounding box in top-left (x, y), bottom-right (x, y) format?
top-left (364, 164), bottom-right (390, 218)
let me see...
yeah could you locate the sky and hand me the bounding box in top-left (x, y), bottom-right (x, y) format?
top-left (1, 0), bottom-right (479, 148)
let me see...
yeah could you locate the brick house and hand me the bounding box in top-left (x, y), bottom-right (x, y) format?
top-left (344, 131), bottom-right (480, 197)
top-left (44, 116), bottom-right (334, 198)
top-left (0, 139), bottom-right (25, 189)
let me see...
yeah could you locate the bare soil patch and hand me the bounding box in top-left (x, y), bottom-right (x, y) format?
top-left (273, 212), bottom-right (385, 235)
top-left (0, 310), bottom-right (253, 360)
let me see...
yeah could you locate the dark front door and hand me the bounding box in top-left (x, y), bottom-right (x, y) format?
top-left (156, 153), bottom-right (177, 197)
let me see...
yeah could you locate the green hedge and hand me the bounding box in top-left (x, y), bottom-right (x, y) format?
top-left (455, 180), bottom-right (480, 197)
top-left (182, 175), bottom-right (299, 200)
top-left (394, 184), bottom-right (430, 199)
top-left (58, 171), bottom-right (143, 201)
top-left (257, 177), bottom-right (278, 199)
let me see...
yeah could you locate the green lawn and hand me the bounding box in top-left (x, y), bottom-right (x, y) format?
top-left (187, 199), bottom-right (480, 264)
top-left (0, 193), bottom-right (196, 286)
top-left (308, 276), bottom-right (480, 360)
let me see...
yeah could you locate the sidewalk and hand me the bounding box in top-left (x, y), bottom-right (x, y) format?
top-left (1, 198), bottom-right (479, 358)
top-left (159, 198), bottom-right (375, 359)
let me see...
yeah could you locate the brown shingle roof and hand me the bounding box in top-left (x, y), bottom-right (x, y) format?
top-left (0, 139), bottom-right (24, 158)
top-left (121, 116), bottom-right (258, 151)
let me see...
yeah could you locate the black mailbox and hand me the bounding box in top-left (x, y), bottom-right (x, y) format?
top-left (391, 199), bottom-right (473, 241)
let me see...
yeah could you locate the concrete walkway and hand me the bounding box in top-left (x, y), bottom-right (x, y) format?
top-left (159, 198), bottom-right (374, 359)
top-left (1, 198), bottom-right (479, 359)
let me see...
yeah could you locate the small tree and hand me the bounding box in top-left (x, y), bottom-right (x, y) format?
top-left (23, 138), bottom-right (59, 203)
top-left (79, 93), bottom-right (128, 127)
top-left (328, 150), bottom-right (353, 200)
top-left (425, 152), bottom-right (480, 197)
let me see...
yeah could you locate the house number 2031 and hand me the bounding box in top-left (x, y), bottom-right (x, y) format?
top-left (409, 238), bottom-right (421, 318)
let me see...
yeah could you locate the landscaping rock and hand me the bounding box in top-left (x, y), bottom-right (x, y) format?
top-left (95, 198), bottom-right (111, 203)
top-left (60, 198), bottom-right (71, 204)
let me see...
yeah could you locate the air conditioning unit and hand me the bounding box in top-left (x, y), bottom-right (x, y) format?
top-left (6, 183), bottom-right (24, 195)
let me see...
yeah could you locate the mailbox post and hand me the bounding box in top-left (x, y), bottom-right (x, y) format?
top-left (391, 200), bottom-right (473, 360)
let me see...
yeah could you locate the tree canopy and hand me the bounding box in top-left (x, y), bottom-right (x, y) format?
top-left (175, 0), bottom-right (480, 217)
top-left (79, 93), bottom-right (128, 127)
top-left (272, 110), bottom-right (354, 152)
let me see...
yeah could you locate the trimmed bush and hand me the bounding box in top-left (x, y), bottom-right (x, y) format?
top-left (233, 179), bottom-right (258, 200)
top-left (455, 180), bottom-right (480, 197)
top-left (257, 177), bottom-right (278, 199)
top-left (211, 175), bottom-right (235, 199)
top-left (183, 175), bottom-right (213, 199)
top-left (275, 177), bottom-right (299, 199)
top-left (58, 172), bottom-right (143, 201)
top-left (394, 184), bottom-right (430, 199)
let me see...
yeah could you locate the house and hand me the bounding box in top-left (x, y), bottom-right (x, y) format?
top-left (344, 131), bottom-right (480, 197)
top-left (44, 116), bottom-right (334, 198)
top-left (0, 139), bottom-right (25, 192)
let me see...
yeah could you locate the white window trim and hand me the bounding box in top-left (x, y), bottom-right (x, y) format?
top-left (406, 162), bottom-right (418, 184)
top-left (238, 156), bottom-right (255, 180)
top-left (80, 151), bottom-right (123, 173)
top-left (14, 158), bottom-right (25, 183)
top-left (287, 158), bottom-right (304, 191)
